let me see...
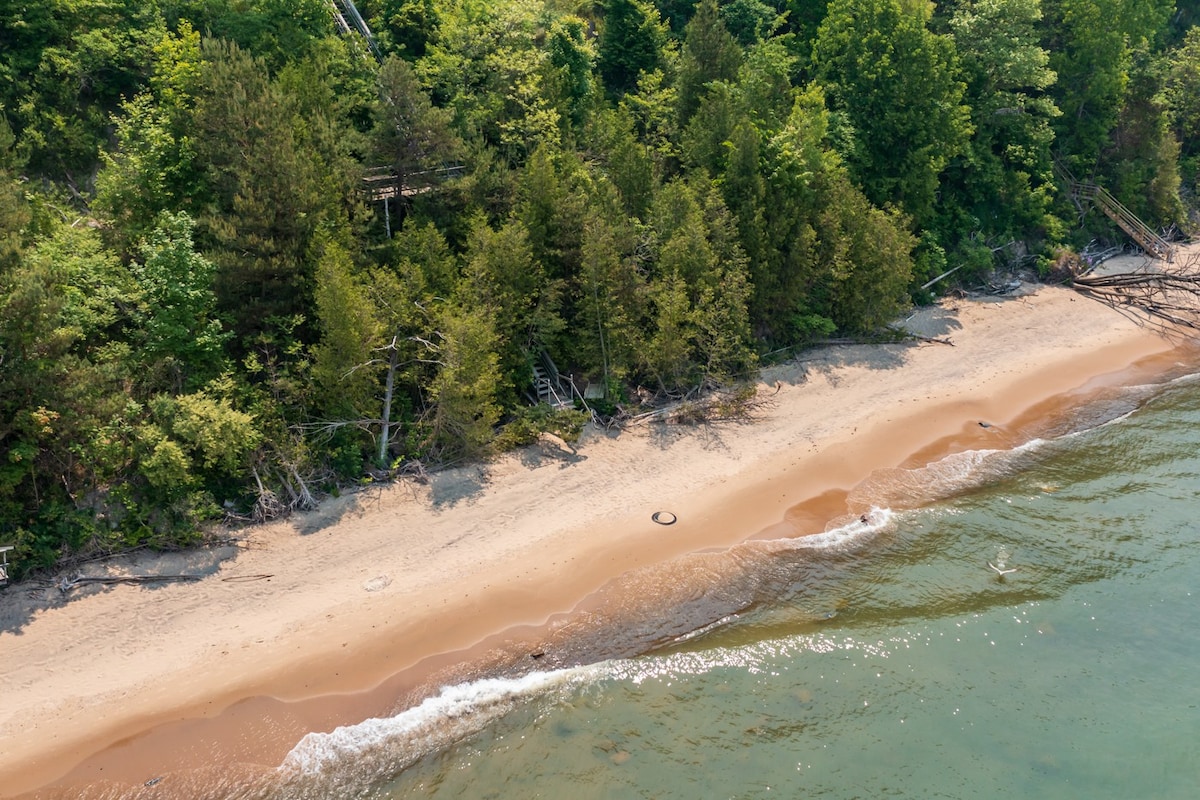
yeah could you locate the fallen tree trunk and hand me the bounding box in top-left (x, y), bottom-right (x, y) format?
top-left (52, 573), bottom-right (202, 594)
top-left (1073, 252), bottom-right (1200, 335)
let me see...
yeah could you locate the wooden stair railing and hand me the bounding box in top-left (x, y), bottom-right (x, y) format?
top-left (1072, 182), bottom-right (1175, 262)
top-left (1055, 163), bottom-right (1175, 263)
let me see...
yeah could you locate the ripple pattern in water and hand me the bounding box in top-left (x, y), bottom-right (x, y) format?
top-left (353, 372), bottom-right (1200, 799)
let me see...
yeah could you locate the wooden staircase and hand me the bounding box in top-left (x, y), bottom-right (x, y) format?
top-left (0, 545), bottom-right (12, 587)
top-left (531, 350), bottom-right (575, 409)
top-left (328, 0), bottom-right (380, 60)
top-left (1057, 165), bottom-right (1175, 262)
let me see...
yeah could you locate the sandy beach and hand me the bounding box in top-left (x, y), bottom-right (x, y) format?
top-left (1, 249), bottom-right (1194, 798)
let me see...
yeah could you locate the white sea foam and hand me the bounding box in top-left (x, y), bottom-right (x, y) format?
top-left (847, 439), bottom-right (1056, 512)
top-left (757, 506), bottom-right (893, 554)
top-left (279, 665), bottom-right (604, 780)
top-left (1166, 369), bottom-right (1200, 387)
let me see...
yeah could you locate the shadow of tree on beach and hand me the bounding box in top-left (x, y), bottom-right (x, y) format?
top-left (428, 463), bottom-right (490, 509)
top-left (0, 544), bottom-right (236, 636)
top-left (516, 435), bottom-right (587, 471)
top-left (762, 304), bottom-right (965, 390)
top-left (294, 491), bottom-right (366, 536)
top-left (647, 420), bottom-right (687, 451)
top-left (797, 341), bottom-right (909, 388)
top-left (899, 303), bottom-right (965, 340)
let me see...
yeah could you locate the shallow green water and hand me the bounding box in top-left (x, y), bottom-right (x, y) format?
top-left (277, 372), bottom-right (1200, 800)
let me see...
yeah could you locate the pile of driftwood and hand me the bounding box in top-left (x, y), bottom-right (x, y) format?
top-left (619, 383), bottom-right (774, 427)
top-left (1073, 250), bottom-right (1200, 335)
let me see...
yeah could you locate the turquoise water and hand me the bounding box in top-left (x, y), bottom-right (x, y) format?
top-left (264, 367), bottom-right (1200, 799)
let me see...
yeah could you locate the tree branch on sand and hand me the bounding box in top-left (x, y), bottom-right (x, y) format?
top-left (1072, 250), bottom-right (1200, 336)
top-left (624, 383), bottom-right (775, 426)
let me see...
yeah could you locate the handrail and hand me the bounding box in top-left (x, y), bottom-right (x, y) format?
top-left (1054, 162), bottom-right (1174, 262)
top-left (1083, 184), bottom-right (1174, 262)
top-left (361, 164), bottom-right (466, 201)
top-left (327, 0), bottom-right (380, 61)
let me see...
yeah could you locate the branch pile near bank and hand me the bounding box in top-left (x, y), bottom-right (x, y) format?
top-left (623, 383), bottom-right (773, 427)
top-left (1072, 251), bottom-right (1200, 334)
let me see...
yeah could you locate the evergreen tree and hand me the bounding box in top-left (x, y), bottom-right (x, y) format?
top-left (459, 214), bottom-right (563, 406)
top-left (676, 0), bottom-right (744, 125)
top-left (1164, 25), bottom-right (1200, 187)
top-left (191, 39), bottom-right (347, 346)
top-left (1043, 0), bottom-right (1173, 170)
top-left (544, 16), bottom-right (597, 133)
top-left (311, 239), bottom-right (381, 425)
top-left (575, 195), bottom-right (648, 388)
top-left (374, 0), bottom-right (441, 58)
top-left (427, 305), bottom-right (502, 459)
top-left (813, 0), bottom-right (972, 229)
top-left (1102, 47), bottom-right (1185, 228)
top-left (944, 0), bottom-right (1060, 244)
top-left (598, 0), bottom-right (670, 97)
top-left (372, 55), bottom-right (463, 196)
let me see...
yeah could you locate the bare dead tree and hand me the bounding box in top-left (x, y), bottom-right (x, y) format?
top-left (248, 465), bottom-right (285, 522)
top-left (1072, 249), bottom-right (1200, 337)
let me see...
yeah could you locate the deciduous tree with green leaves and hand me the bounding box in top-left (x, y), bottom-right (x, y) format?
top-left (133, 212), bottom-right (229, 394)
top-left (943, 0), bottom-right (1060, 245)
top-left (813, 0), bottom-right (972, 229)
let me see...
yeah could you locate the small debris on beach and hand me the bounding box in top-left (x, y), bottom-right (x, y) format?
top-left (362, 575), bottom-right (391, 592)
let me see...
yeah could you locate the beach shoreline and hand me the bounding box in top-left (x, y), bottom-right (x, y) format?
top-left (1, 258), bottom-right (1192, 798)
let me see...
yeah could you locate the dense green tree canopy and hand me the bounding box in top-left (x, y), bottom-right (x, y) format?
top-left (813, 0), bottom-right (973, 228)
top-left (941, 0), bottom-right (1060, 243)
top-left (0, 0), bottom-right (1195, 577)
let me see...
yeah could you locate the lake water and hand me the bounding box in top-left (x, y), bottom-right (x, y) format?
top-left (53, 358), bottom-right (1200, 799)
top-left (253, 357), bottom-right (1200, 800)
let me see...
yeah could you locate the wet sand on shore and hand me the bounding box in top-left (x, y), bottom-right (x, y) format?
top-left (1, 257), bottom-right (1192, 798)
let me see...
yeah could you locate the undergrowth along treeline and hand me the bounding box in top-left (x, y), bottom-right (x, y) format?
top-left (1, 0), bottom-right (1198, 577)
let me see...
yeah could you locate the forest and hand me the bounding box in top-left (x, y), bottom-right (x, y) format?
top-left (1, 0), bottom-right (1198, 578)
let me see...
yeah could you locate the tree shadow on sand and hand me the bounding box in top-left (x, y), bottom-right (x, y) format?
top-left (760, 301), bottom-right (969, 391)
top-left (427, 463), bottom-right (490, 509)
top-left (0, 544), bottom-right (237, 636)
top-left (515, 434), bottom-right (587, 470)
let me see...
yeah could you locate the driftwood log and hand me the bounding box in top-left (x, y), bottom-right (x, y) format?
top-left (52, 572), bottom-right (202, 594)
top-left (1073, 251), bottom-right (1200, 335)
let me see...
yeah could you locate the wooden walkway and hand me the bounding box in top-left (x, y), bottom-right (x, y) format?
top-left (362, 165), bottom-right (465, 201)
top-left (1057, 163), bottom-right (1176, 262)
